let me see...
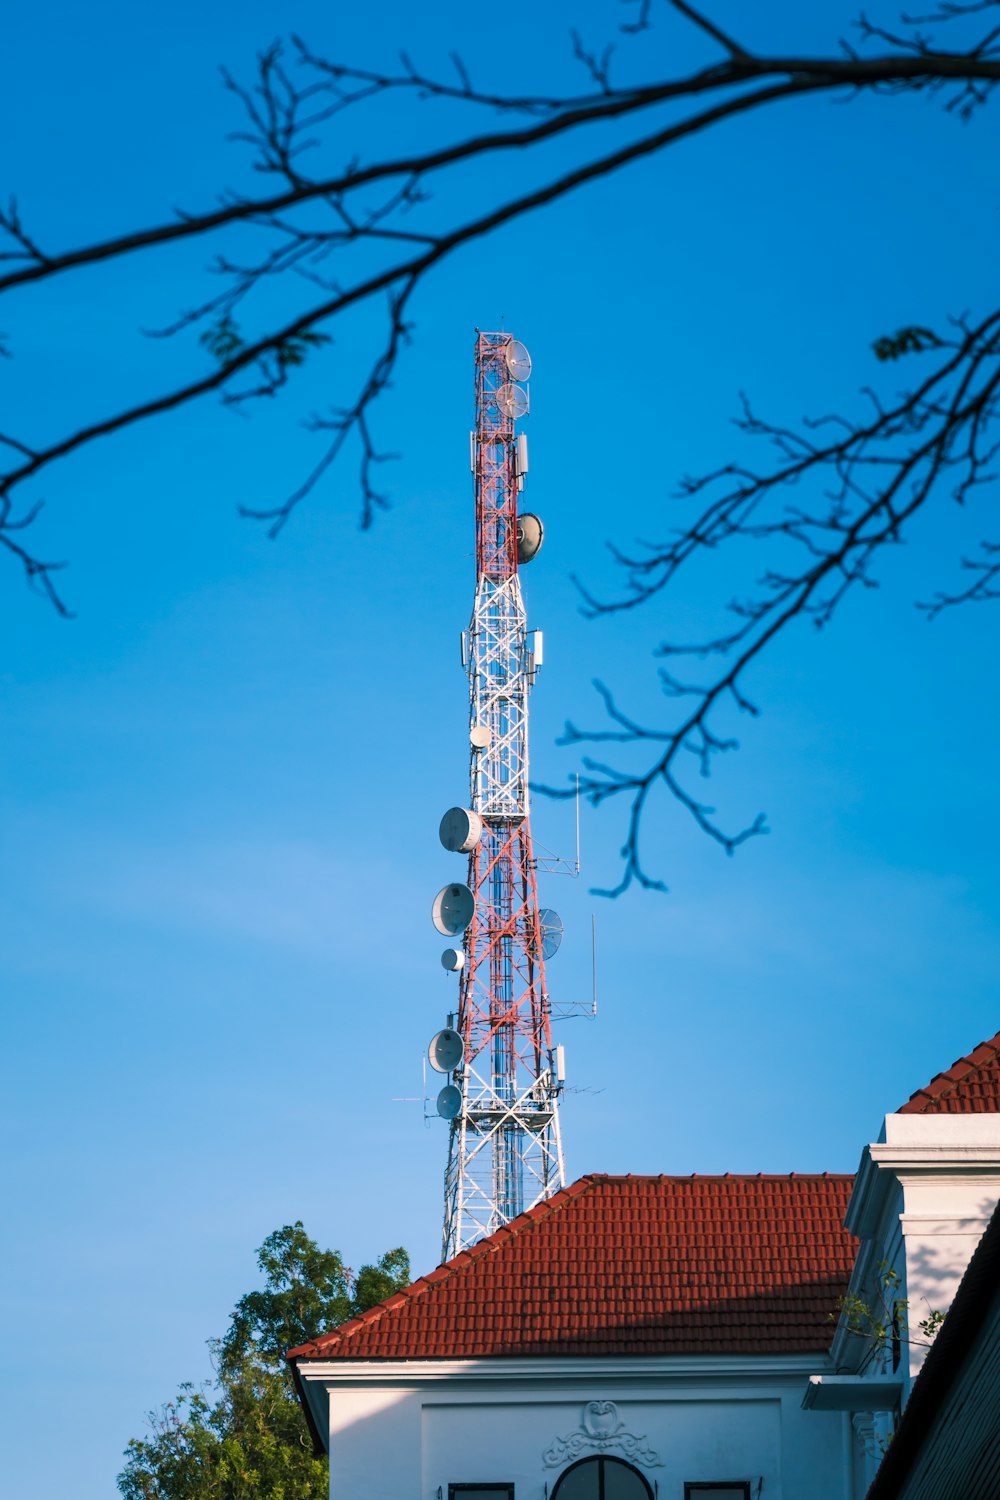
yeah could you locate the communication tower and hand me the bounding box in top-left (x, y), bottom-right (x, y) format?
top-left (428, 330), bottom-right (566, 1262)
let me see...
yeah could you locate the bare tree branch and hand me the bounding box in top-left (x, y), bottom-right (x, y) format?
top-left (666, 0), bottom-right (750, 58)
top-left (3, 47), bottom-right (1000, 295)
top-left (0, 73), bottom-right (837, 519)
top-left (2, 3), bottom-right (1000, 891)
top-left (919, 538), bottom-right (1000, 614)
top-left (544, 307), bottom-right (1000, 893)
top-left (239, 279), bottom-right (415, 534)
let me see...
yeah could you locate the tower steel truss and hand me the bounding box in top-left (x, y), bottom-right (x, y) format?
top-left (441, 331), bottom-right (565, 1261)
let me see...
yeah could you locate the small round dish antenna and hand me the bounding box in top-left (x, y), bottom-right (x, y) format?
top-left (429, 1027), bottom-right (465, 1072)
top-left (497, 382), bottom-right (529, 420)
top-left (538, 907), bottom-right (563, 960)
top-left (439, 806), bottom-right (483, 854)
top-left (437, 1083), bottom-right (462, 1120)
top-left (505, 340), bottom-right (532, 380)
top-left (432, 882), bottom-right (476, 935)
top-left (517, 513), bottom-right (544, 564)
top-left (470, 725), bottom-right (492, 750)
top-left (441, 947), bottom-right (465, 973)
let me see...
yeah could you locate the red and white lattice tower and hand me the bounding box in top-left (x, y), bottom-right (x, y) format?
top-left (431, 330), bottom-right (565, 1262)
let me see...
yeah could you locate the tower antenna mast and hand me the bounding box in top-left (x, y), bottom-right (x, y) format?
top-left (429, 331), bottom-right (566, 1262)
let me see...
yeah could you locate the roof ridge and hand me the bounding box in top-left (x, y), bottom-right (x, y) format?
top-left (899, 1032), bottom-right (1000, 1114)
top-left (584, 1171), bottom-right (854, 1183)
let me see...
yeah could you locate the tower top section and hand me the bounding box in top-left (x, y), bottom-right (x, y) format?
top-left (473, 331), bottom-right (532, 583)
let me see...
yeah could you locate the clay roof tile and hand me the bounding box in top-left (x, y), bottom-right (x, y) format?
top-left (898, 1031), bottom-right (1000, 1115)
top-left (288, 1173), bottom-right (856, 1364)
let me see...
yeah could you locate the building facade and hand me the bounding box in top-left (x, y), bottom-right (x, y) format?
top-left (291, 1032), bottom-right (1000, 1500)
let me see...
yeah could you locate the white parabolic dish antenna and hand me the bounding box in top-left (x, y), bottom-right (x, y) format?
top-left (517, 513), bottom-right (544, 564)
top-left (497, 382), bottom-right (529, 420)
top-left (439, 806), bottom-right (483, 854)
top-left (429, 1027), bottom-right (465, 1072)
top-left (437, 1083), bottom-right (462, 1120)
top-left (432, 882), bottom-right (476, 935)
top-left (505, 339), bottom-right (532, 380)
top-left (470, 725), bottom-right (492, 749)
top-left (538, 907), bottom-right (563, 960)
top-left (441, 947), bottom-right (465, 973)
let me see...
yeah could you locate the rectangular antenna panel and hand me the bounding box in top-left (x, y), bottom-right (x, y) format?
top-left (516, 433), bottom-right (529, 475)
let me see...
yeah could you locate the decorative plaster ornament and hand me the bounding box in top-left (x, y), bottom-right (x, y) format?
top-left (542, 1401), bottom-right (663, 1469)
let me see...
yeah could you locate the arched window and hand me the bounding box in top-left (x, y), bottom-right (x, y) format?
top-left (551, 1455), bottom-right (654, 1500)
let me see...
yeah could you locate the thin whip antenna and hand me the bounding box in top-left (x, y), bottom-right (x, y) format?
top-left (591, 913), bottom-right (598, 1017)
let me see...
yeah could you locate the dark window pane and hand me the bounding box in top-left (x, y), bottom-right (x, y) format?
top-left (602, 1459), bottom-right (652, 1499)
top-left (552, 1458), bottom-right (601, 1499)
top-left (448, 1488), bottom-right (514, 1499)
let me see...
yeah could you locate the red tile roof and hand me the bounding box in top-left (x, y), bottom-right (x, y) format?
top-left (289, 1173), bottom-right (856, 1363)
top-left (899, 1031), bottom-right (1000, 1115)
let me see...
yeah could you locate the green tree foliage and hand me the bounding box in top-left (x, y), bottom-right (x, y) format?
top-left (118, 1223), bottom-right (409, 1500)
top-left (833, 1260), bottom-right (946, 1368)
top-left (871, 325), bottom-right (944, 363)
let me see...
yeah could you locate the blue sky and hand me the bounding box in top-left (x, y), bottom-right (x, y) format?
top-left (2, 3), bottom-right (999, 1498)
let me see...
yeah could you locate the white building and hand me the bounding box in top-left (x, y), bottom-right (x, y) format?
top-left (866, 1198), bottom-right (1000, 1499)
top-left (291, 1030), bottom-right (1000, 1500)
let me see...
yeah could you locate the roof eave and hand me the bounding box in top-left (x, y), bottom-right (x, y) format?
top-left (289, 1355), bottom-right (328, 1457)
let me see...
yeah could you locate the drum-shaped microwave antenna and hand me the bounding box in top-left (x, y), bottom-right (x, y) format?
top-left (429, 1027), bottom-right (465, 1072)
top-left (441, 946), bottom-right (465, 973)
top-left (432, 882), bottom-right (475, 935)
top-left (538, 907), bottom-right (563, 960)
top-left (497, 382), bottom-right (529, 420)
top-left (437, 1083), bottom-right (462, 1120)
top-left (439, 806), bottom-right (483, 854)
top-left (470, 724), bottom-right (492, 749)
top-left (505, 339), bottom-right (532, 381)
top-left (517, 513), bottom-right (544, 564)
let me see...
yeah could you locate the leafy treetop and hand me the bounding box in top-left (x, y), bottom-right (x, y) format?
top-left (117, 1222), bottom-right (409, 1500)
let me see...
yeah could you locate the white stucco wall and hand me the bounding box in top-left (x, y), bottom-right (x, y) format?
top-left (298, 1356), bottom-right (853, 1500)
top-left (420, 1389), bottom-right (782, 1496)
top-left (326, 1384), bottom-right (421, 1498)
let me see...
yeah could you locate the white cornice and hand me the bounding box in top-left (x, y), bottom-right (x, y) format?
top-left (845, 1140), bottom-right (1000, 1240)
top-left (295, 1352), bottom-right (833, 1390)
top-left (869, 1143), bottom-right (1000, 1170)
